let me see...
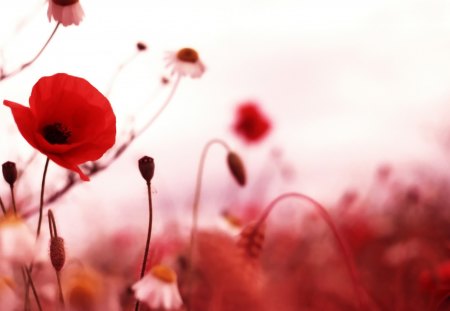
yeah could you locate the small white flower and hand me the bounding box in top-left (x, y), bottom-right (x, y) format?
top-left (0, 214), bottom-right (36, 265)
top-left (47, 0), bottom-right (85, 27)
top-left (133, 264), bottom-right (183, 310)
top-left (165, 48), bottom-right (206, 79)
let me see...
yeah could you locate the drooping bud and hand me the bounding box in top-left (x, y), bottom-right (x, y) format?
top-left (2, 162), bottom-right (17, 186)
top-left (226, 152), bottom-right (246, 186)
top-left (138, 156), bottom-right (155, 183)
top-left (50, 236), bottom-right (66, 271)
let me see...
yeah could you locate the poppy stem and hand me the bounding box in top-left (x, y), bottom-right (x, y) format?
top-left (187, 138), bottom-right (231, 310)
top-left (23, 266), bottom-right (43, 311)
top-left (9, 184), bottom-right (17, 215)
top-left (0, 23), bottom-right (60, 81)
top-left (0, 195), bottom-right (6, 215)
top-left (36, 158), bottom-right (50, 237)
top-left (253, 192), bottom-right (365, 311)
top-left (134, 180), bottom-right (153, 311)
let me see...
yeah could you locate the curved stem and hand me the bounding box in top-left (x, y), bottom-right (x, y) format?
top-left (255, 192), bottom-right (365, 311)
top-left (134, 181), bottom-right (153, 311)
top-left (0, 23), bottom-right (60, 81)
top-left (36, 158), bottom-right (50, 237)
top-left (187, 138), bottom-right (231, 310)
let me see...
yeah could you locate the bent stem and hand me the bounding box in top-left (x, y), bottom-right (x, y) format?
top-left (0, 23), bottom-right (60, 81)
top-left (134, 180), bottom-right (153, 311)
top-left (36, 158), bottom-right (50, 237)
top-left (187, 138), bottom-right (231, 310)
top-left (254, 192), bottom-right (365, 311)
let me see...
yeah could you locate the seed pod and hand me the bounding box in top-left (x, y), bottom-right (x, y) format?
top-left (50, 237), bottom-right (66, 271)
top-left (227, 152), bottom-right (246, 187)
top-left (2, 161), bottom-right (17, 186)
top-left (138, 156), bottom-right (155, 183)
top-left (237, 222), bottom-right (265, 260)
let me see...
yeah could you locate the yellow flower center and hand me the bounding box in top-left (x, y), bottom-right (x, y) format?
top-left (0, 213), bottom-right (23, 227)
top-left (151, 265), bottom-right (177, 283)
top-left (52, 0), bottom-right (79, 5)
top-left (223, 212), bottom-right (242, 228)
top-left (176, 48), bottom-right (199, 63)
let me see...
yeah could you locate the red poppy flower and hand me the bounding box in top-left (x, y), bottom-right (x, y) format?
top-left (232, 101), bottom-right (272, 144)
top-left (3, 73), bottom-right (116, 181)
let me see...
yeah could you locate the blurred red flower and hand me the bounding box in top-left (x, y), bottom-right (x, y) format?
top-left (3, 73), bottom-right (116, 181)
top-left (232, 102), bottom-right (271, 144)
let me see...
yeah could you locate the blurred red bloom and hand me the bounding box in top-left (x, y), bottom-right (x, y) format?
top-left (232, 102), bottom-right (271, 144)
top-left (3, 73), bottom-right (116, 181)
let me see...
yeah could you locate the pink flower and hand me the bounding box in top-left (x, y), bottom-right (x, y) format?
top-left (232, 102), bottom-right (271, 144)
top-left (47, 0), bottom-right (85, 27)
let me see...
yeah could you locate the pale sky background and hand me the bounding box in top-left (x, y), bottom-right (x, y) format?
top-left (1, 0), bottom-right (450, 244)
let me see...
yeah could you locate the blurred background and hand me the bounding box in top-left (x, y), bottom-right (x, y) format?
top-left (0, 0), bottom-right (450, 249)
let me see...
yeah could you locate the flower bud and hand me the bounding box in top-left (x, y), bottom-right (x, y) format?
top-left (50, 236), bottom-right (65, 271)
top-left (226, 152), bottom-right (246, 187)
top-left (138, 156), bottom-right (155, 183)
top-left (136, 42), bottom-right (147, 51)
top-left (2, 162), bottom-right (17, 186)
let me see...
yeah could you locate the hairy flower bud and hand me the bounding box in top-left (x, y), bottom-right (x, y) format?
top-left (138, 156), bottom-right (155, 183)
top-left (50, 236), bottom-right (65, 271)
top-left (227, 152), bottom-right (246, 187)
top-left (2, 162), bottom-right (17, 186)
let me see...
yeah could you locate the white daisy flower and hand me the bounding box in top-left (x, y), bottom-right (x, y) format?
top-left (47, 0), bottom-right (85, 27)
top-left (133, 264), bottom-right (183, 310)
top-left (0, 214), bottom-right (36, 265)
top-left (165, 48), bottom-right (206, 79)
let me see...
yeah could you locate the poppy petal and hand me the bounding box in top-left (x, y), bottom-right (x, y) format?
top-left (3, 100), bottom-right (40, 151)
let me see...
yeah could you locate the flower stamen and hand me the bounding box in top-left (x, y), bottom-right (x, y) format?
top-left (42, 123), bottom-right (71, 144)
top-left (150, 265), bottom-right (177, 284)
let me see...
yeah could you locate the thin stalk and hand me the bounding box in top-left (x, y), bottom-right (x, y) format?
top-left (36, 158), bottom-right (50, 237)
top-left (9, 184), bottom-right (16, 214)
top-left (24, 267), bottom-right (43, 311)
top-left (134, 181), bottom-right (153, 311)
top-left (1, 23), bottom-right (60, 81)
top-left (135, 74), bottom-right (181, 137)
top-left (0, 195), bottom-right (6, 215)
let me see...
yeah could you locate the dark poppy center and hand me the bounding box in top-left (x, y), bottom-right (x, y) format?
top-left (52, 0), bottom-right (79, 6)
top-left (42, 123), bottom-right (71, 144)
